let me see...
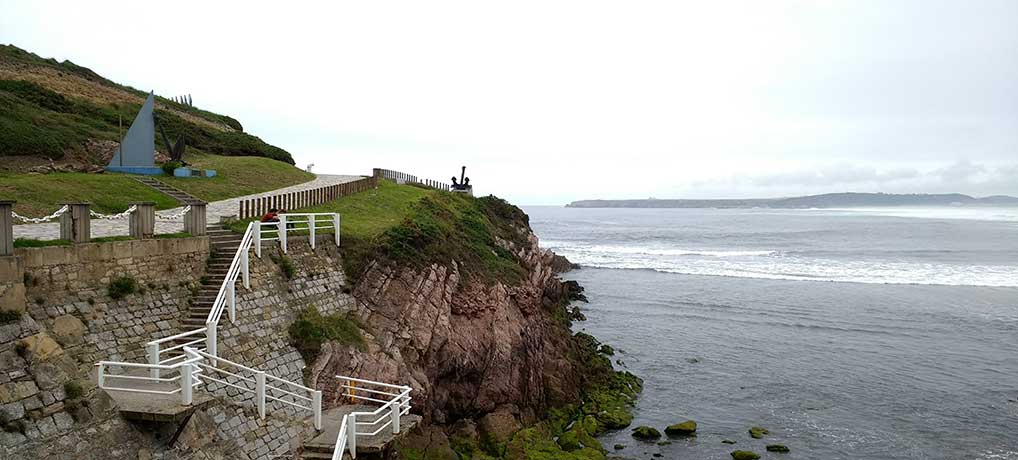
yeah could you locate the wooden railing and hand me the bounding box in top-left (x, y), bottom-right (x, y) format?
top-left (238, 176), bottom-right (378, 220)
top-left (372, 168), bottom-right (451, 192)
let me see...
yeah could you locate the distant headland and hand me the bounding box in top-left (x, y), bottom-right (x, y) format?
top-left (566, 192), bottom-right (1018, 208)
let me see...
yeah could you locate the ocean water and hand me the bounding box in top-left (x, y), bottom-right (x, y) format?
top-left (525, 206), bottom-right (1018, 460)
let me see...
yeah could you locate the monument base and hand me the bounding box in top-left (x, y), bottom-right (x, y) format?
top-left (105, 166), bottom-right (165, 176)
top-left (173, 167), bottom-right (217, 178)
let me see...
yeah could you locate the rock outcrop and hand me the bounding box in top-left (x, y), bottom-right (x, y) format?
top-left (310, 230), bottom-right (586, 424)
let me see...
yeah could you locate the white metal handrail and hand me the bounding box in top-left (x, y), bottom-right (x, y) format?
top-left (331, 376), bottom-right (412, 459)
top-left (188, 348), bottom-right (323, 429)
top-left (96, 352), bottom-right (203, 404)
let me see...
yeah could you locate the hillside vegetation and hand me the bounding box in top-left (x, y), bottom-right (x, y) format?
top-left (0, 44), bottom-right (293, 163)
top-left (1, 152), bottom-right (314, 217)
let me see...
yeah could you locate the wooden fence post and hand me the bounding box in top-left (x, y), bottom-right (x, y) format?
top-left (0, 200), bottom-right (13, 256)
top-left (129, 202), bottom-right (156, 239)
top-left (59, 202), bottom-right (91, 243)
top-left (184, 202), bottom-right (208, 236)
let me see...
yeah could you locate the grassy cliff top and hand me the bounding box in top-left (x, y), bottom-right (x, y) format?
top-left (252, 180), bottom-right (532, 283)
top-left (0, 44), bottom-right (293, 164)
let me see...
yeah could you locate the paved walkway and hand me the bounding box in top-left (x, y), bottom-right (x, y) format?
top-left (12, 174), bottom-right (363, 240)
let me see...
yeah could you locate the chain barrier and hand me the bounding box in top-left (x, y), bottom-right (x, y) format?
top-left (11, 205), bottom-right (69, 223)
top-left (155, 205), bottom-right (192, 221)
top-left (89, 205), bottom-right (138, 220)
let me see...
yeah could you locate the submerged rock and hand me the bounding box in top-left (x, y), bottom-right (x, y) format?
top-left (631, 426), bottom-right (661, 440)
top-left (766, 444), bottom-right (790, 453)
top-left (731, 450), bottom-right (761, 460)
top-left (656, 441), bottom-right (672, 446)
top-left (748, 426), bottom-right (770, 439)
top-left (664, 420), bottom-right (697, 436)
top-left (613, 444), bottom-right (625, 450)
top-left (721, 439), bottom-right (737, 444)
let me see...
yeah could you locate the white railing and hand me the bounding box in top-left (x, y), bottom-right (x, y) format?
top-left (96, 350), bottom-right (203, 404)
top-left (331, 376), bottom-right (412, 460)
top-left (252, 213), bottom-right (341, 257)
top-left (95, 213), bottom-right (342, 431)
top-left (189, 348), bottom-right (322, 429)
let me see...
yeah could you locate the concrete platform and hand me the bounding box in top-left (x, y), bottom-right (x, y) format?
top-left (303, 405), bottom-right (422, 459)
top-left (100, 367), bottom-right (215, 422)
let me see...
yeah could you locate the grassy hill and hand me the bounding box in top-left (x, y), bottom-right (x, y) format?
top-left (0, 44), bottom-right (292, 163)
top-left (0, 44), bottom-right (316, 218)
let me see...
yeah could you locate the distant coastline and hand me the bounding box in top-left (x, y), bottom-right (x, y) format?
top-left (566, 192), bottom-right (1018, 208)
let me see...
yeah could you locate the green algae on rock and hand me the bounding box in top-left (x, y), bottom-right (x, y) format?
top-left (631, 426), bottom-right (661, 440)
top-left (664, 420), bottom-right (697, 436)
top-left (722, 439), bottom-right (737, 444)
top-left (766, 444), bottom-right (790, 453)
top-left (748, 426), bottom-right (770, 439)
top-left (731, 450), bottom-right (762, 460)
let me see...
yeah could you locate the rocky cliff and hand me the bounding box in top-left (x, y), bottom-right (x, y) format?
top-left (311, 225), bottom-right (582, 425)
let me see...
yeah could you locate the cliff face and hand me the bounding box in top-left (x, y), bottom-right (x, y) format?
top-left (310, 229), bottom-right (581, 424)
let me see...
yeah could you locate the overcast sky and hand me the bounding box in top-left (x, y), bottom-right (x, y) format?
top-left (2, 1), bottom-right (1016, 204)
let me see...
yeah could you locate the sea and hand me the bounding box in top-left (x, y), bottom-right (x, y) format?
top-left (525, 206), bottom-right (1018, 460)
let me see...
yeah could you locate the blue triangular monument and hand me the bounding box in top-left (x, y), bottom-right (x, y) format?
top-left (107, 91), bottom-right (159, 173)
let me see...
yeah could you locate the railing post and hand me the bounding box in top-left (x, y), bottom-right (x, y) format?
top-left (313, 390), bottom-right (322, 430)
top-left (347, 413), bottom-right (357, 458)
top-left (97, 363), bottom-right (105, 388)
top-left (184, 201), bottom-right (208, 236)
top-left (146, 342), bottom-right (160, 379)
top-left (278, 215), bottom-right (288, 253)
top-left (253, 223), bottom-right (262, 258)
top-left (129, 201), bottom-right (155, 239)
top-left (0, 200), bottom-right (14, 256)
top-left (181, 360), bottom-right (193, 405)
top-left (255, 371), bottom-right (266, 419)
top-left (228, 282), bottom-right (236, 323)
top-left (59, 202), bottom-right (91, 243)
top-left (241, 249), bottom-right (250, 289)
top-left (206, 323), bottom-right (217, 366)
top-left (333, 214), bottom-right (341, 247)
top-left (309, 215), bottom-right (316, 249)
top-left (391, 399), bottom-right (400, 434)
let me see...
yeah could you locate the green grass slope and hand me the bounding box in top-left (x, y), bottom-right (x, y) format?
top-left (0, 172), bottom-right (179, 217)
top-left (0, 45), bottom-right (293, 163)
top-left (158, 152), bottom-right (313, 202)
top-left (299, 180), bottom-right (530, 283)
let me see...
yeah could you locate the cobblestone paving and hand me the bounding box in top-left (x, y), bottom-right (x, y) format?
top-left (12, 174), bottom-right (362, 240)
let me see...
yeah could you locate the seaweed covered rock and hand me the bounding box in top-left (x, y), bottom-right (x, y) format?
top-left (731, 450), bottom-right (761, 460)
top-left (748, 426), bottom-right (770, 439)
top-left (631, 426), bottom-right (661, 440)
top-left (665, 420), bottom-right (697, 436)
top-left (766, 444), bottom-right (790, 453)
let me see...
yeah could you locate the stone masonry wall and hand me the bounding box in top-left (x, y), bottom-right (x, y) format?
top-left (1, 233), bottom-right (357, 460)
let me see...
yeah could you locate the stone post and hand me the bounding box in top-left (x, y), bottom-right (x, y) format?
top-left (373, 168), bottom-right (382, 179)
top-left (0, 200), bottom-right (13, 256)
top-left (129, 202), bottom-right (156, 239)
top-left (184, 202), bottom-right (207, 236)
top-left (59, 202), bottom-right (91, 243)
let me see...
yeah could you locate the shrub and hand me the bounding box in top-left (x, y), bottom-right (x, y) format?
top-left (270, 254), bottom-right (297, 279)
top-left (161, 161), bottom-right (182, 175)
top-left (0, 310), bottom-right (21, 325)
top-left (63, 380), bottom-right (84, 399)
top-left (288, 306), bottom-right (364, 362)
top-left (107, 276), bottom-right (137, 300)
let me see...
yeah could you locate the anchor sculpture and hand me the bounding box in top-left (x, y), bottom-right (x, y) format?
top-left (451, 166), bottom-right (473, 195)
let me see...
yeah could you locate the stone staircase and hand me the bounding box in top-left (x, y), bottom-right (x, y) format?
top-left (135, 177), bottom-right (202, 205)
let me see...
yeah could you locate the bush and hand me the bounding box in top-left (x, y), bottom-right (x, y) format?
top-left (161, 161), bottom-right (183, 175)
top-left (107, 276), bottom-right (138, 300)
top-left (270, 254), bottom-right (297, 279)
top-left (288, 306), bottom-right (364, 362)
top-left (63, 380), bottom-right (84, 399)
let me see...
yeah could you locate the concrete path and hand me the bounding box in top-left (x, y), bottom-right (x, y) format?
top-left (12, 174), bottom-right (363, 240)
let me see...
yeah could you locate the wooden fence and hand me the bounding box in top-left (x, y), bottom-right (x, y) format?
top-left (373, 168), bottom-right (451, 192)
top-left (238, 176), bottom-right (378, 220)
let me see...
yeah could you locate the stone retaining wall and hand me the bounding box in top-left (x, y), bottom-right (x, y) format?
top-left (1, 234), bottom-right (356, 459)
top-left (1, 237), bottom-right (209, 454)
